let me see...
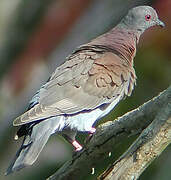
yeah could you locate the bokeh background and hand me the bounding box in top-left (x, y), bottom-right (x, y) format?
top-left (0, 0), bottom-right (170, 179)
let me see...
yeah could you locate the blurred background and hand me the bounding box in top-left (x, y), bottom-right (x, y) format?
top-left (0, 0), bottom-right (170, 179)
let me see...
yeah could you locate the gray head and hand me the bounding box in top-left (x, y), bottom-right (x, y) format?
top-left (120, 6), bottom-right (165, 32)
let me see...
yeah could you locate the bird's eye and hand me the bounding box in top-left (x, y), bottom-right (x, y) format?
top-left (145, 14), bottom-right (151, 21)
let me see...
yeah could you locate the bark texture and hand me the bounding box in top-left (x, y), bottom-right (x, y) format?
top-left (99, 102), bottom-right (171, 180)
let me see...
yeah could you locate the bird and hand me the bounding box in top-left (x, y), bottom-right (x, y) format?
top-left (6, 5), bottom-right (164, 175)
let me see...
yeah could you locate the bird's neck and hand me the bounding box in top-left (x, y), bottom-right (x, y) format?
top-left (91, 27), bottom-right (141, 65)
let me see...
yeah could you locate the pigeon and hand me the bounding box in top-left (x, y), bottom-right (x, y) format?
top-left (6, 6), bottom-right (164, 175)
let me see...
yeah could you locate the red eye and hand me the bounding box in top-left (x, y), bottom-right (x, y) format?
top-left (145, 14), bottom-right (151, 21)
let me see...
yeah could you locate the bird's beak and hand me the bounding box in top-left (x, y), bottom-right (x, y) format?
top-left (156, 19), bottom-right (165, 27)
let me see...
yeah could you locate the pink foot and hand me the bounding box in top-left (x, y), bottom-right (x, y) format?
top-left (84, 127), bottom-right (96, 144)
top-left (72, 140), bottom-right (83, 151)
top-left (89, 127), bottom-right (96, 134)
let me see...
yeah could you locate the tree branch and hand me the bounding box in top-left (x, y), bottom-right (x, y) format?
top-left (99, 102), bottom-right (171, 180)
top-left (47, 85), bottom-right (171, 180)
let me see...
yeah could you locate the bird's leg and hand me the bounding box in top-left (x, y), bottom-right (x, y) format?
top-left (84, 127), bottom-right (96, 144)
top-left (89, 127), bottom-right (96, 134)
top-left (62, 134), bottom-right (82, 151)
top-left (72, 140), bottom-right (83, 151)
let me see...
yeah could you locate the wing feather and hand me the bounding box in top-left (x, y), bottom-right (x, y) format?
top-left (13, 48), bottom-right (136, 126)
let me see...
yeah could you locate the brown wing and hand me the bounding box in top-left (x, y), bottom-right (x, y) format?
top-left (13, 48), bottom-right (136, 126)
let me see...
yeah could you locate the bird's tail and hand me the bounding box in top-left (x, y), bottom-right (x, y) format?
top-left (6, 117), bottom-right (65, 175)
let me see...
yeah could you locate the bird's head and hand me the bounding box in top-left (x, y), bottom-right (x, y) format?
top-left (121, 6), bottom-right (165, 33)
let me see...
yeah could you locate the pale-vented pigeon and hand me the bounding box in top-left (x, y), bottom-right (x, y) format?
top-left (6, 6), bottom-right (164, 175)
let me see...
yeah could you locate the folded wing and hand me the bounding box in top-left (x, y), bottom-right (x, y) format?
top-left (13, 46), bottom-right (136, 126)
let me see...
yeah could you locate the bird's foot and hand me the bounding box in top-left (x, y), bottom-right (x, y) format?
top-left (84, 127), bottom-right (96, 144)
top-left (72, 140), bottom-right (83, 151)
top-left (89, 127), bottom-right (96, 134)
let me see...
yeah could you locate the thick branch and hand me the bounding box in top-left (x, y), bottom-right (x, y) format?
top-left (47, 85), bottom-right (171, 180)
top-left (99, 102), bottom-right (171, 180)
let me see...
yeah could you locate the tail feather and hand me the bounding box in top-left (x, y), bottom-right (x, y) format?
top-left (5, 136), bottom-right (30, 175)
top-left (6, 117), bottom-right (65, 175)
